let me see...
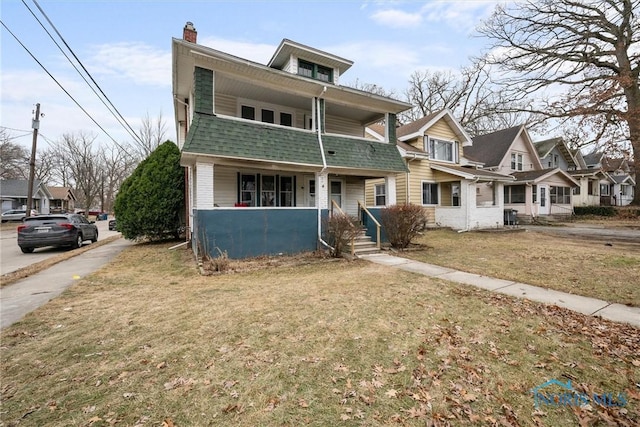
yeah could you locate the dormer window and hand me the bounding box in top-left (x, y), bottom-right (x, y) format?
top-left (298, 59), bottom-right (333, 83)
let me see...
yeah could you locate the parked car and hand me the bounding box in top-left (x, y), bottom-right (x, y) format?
top-left (108, 219), bottom-right (117, 231)
top-left (1, 209), bottom-right (27, 223)
top-left (17, 214), bottom-right (98, 253)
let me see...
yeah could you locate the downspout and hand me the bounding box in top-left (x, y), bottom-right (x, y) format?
top-left (315, 86), bottom-right (333, 250)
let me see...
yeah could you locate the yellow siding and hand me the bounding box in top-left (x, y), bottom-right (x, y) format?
top-left (427, 118), bottom-right (457, 140)
top-left (325, 115), bottom-right (363, 137)
top-left (365, 178), bottom-right (384, 206)
top-left (396, 173), bottom-right (408, 205)
top-left (407, 160), bottom-right (436, 205)
top-left (215, 94), bottom-right (236, 116)
top-left (422, 207), bottom-right (436, 225)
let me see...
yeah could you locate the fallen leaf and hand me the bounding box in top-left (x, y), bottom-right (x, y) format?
top-left (385, 389), bottom-right (398, 398)
top-left (298, 398), bottom-right (309, 408)
top-left (162, 419), bottom-right (175, 427)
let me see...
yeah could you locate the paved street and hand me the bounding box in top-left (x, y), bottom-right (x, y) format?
top-left (0, 216), bottom-right (120, 276)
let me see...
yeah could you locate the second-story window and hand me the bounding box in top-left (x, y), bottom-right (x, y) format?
top-left (511, 152), bottom-right (523, 171)
top-left (240, 102), bottom-right (293, 126)
top-left (426, 137), bottom-right (456, 162)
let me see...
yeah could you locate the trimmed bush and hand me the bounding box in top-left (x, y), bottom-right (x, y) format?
top-left (114, 141), bottom-right (185, 240)
top-left (380, 204), bottom-right (426, 249)
top-left (574, 206), bottom-right (616, 216)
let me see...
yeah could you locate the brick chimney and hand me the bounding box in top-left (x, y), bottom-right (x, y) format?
top-left (183, 22), bottom-right (197, 43)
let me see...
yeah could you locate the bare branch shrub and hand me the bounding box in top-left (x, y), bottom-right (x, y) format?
top-left (380, 204), bottom-right (426, 250)
top-left (323, 213), bottom-right (360, 257)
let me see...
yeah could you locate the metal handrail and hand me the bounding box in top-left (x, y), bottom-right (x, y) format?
top-left (357, 201), bottom-right (381, 250)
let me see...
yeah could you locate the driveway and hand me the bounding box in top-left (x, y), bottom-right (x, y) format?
top-left (524, 224), bottom-right (640, 245)
top-left (0, 217), bottom-right (120, 276)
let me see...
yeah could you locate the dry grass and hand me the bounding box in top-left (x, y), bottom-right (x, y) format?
top-left (0, 236), bottom-right (122, 288)
top-left (0, 242), bottom-right (638, 426)
top-left (399, 229), bottom-right (640, 307)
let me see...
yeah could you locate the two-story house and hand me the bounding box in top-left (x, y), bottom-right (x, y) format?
top-left (365, 109), bottom-right (515, 230)
top-left (172, 23), bottom-right (411, 258)
top-left (465, 126), bottom-right (578, 222)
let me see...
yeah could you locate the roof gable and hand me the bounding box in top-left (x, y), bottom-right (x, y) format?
top-left (396, 109), bottom-right (473, 146)
top-left (0, 179), bottom-right (51, 199)
top-left (268, 39), bottom-right (353, 76)
top-left (465, 125), bottom-right (522, 168)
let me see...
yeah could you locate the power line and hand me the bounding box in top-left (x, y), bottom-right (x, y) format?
top-left (24, 0), bottom-right (144, 146)
top-left (0, 19), bottom-right (129, 151)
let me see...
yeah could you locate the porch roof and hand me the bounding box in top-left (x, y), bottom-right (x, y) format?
top-left (430, 163), bottom-right (515, 182)
top-left (511, 168), bottom-right (579, 186)
top-left (183, 113), bottom-right (408, 173)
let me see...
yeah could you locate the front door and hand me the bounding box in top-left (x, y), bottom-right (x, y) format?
top-left (330, 180), bottom-right (342, 210)
top-left (539, 186), bottom-right (549, 215)
top-left (306, 178), bottom-right (316, 207)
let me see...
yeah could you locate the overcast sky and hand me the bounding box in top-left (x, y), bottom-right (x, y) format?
top-left (1, 0), bottom-right (502, 150)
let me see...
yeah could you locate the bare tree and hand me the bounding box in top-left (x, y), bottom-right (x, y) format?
top-left (0, 130), bottom-right (29, 180)
top-left (403, 62), bottom-right (534, 136)
top-left (99, 143), bottom-right (138, 213)
top-left (136, 111), bottom-right (167, 158)
top-left (479, 0), bottom-right (640, 203)
top-left (55, 132), bottom-right (103, 213)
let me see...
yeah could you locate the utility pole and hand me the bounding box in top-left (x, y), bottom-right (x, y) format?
top-left (26, 103), bottom-right (41, 217)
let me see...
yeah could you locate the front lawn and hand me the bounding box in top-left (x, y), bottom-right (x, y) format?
top-left (0, 242), bottom-right (638, 426)
top-left (399, 229), bottom-right (640, 307)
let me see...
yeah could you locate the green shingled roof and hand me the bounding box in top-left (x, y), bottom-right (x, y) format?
top-left (183, 114), bottom-right (408, 173)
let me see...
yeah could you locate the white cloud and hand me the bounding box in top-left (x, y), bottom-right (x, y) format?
top-left (87, 42), bottom-right (171, 87)
top-left (370, 9), bottom-right (423, 28)
top-left (420, 1), bottom-right (501, 33)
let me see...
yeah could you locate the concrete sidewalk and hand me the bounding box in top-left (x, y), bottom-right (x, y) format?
top-left (360, 253), bottom-right (640, 328)
top-left (0, 238), bottom-right (133, 329)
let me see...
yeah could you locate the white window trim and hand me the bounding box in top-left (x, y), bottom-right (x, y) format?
top-left (237, 98), bottom-right (295, 127)
top-left (421, 181), bottom-right (439, 205)
top-left (511, 152), bottom-right (524, 171)
top-left (425, 136), bottom-right (458, 163)
top-left (374, 183), bottom-right (386, 206)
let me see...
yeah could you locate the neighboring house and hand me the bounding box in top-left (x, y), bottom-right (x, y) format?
top-left (0, 179), bottom-right (52, 213)
top-left (464, 126), bottom-right (578, 222)
top-left (602, 156), bottom-right (635, 206)
top-left (48, 186), bottom-right (77, 213)
top-left (534, 137), bottom-right (578, 171)
top-left (564, 149), bottom-right (612, 207)
top-left (172, 23), bottom-right (411, 258)
top-left (365, 109), bottom-right (514, 230)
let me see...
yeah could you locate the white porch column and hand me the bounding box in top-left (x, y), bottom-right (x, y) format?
top-left (195, 162), bottom-right (214, 209)
top-left (316, 171), bottom-right (329, 209)
top-left (385, 175), bottom-right (397, 206)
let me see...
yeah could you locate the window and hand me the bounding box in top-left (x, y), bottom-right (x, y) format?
top-left (374, 184), bottom-right (386, 206)
top-left (550, 186), bottom-right (571, 204)
top-left (504, 185), bottom-right (525, 203)
top-left (573, 186), bottom-right (581, 195)
top-left (427, 137), bottom-right (456, 162)
top-left (330, 181), bottom-right (342, 208)
top-left (298, 60), bottom-right (314, 78)
top-left (261, 109), bottom-right (275, 124)
top-left (422, 182), bottom-right (438, 205)
top-left (298, 59), bottom-right (333, 83)
top-left (240, 174), bottom-right (257, 206)
top-left (240, 174), bottom-right (295, 207)
top-left (600, 183), bottom-right (610, 195)
top-left (621, 184), bottom-right (630, 196)
top-left (261, 175), bottom-right (276, 206)
top-left (280, 176), bottom-right (294, 206)
top-left (316, 65), bottom-right (332, 82)
top-left (280, 112), bottom-right (292, 127)
top-left (440, 182), bottom-right (460, 207)
top-left (240, 103), bottom-right (293, 126)
top-left (511, 153), bottom-right (523, 171)
top-left (241, 105), bottom-right (255, 120)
